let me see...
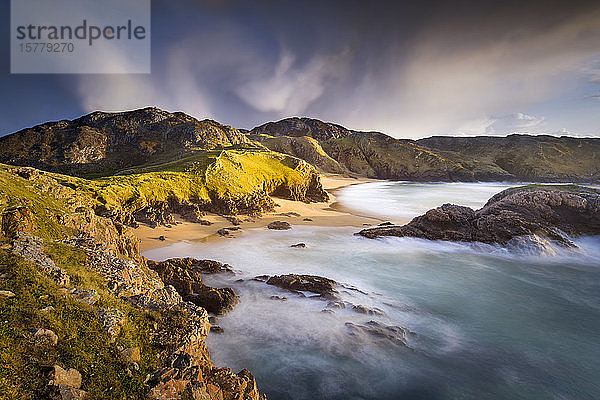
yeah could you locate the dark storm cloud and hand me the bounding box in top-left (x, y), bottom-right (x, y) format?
top-left (1, 0), bottom-right (599, 137)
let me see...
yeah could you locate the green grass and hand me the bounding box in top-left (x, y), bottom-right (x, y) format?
top-left (0, 244), bottom-right (162, 400)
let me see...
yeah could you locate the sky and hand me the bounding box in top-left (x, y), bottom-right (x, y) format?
top-left (1, 0), bottom-right (600, 138)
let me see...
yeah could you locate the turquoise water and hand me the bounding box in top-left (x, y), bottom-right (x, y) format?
top-left (145, 183), bottom-right (600, 400)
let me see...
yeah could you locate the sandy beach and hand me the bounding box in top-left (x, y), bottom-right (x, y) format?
top-left (134, 174), bottom-right (384, 251)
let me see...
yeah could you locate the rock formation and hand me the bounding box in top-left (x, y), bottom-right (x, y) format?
top-left (358, 185), bottom-right (600, 246)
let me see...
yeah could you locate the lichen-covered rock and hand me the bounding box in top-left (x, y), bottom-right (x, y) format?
top-left (1, 205), bottom-right (34, 238)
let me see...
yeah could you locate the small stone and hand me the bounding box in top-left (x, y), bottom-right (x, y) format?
top-left (41, 306), bottom-right (55, 313)
top-left (50, 365), bottom-right (82, 389)
top-left (290, 243), bottom-right (306, 248)
top-left (321, 309), bottom-right (335, 314)
top-left (303, 218), bottom-right (313, 221)
top-left (34, 328), bottom-right (58, 345)
top-left (121, 347), bottom-right (141, 363)
top-left (0, 290), bottom-right (15, 298)
top-left (270, 295), bottom-right (287, 301)
top-left (210, 325), bottom-right (224, 334)
top-left (208, 316), bottom-right (219, 324)
top-left (39, 294), bottom-right (49, 300)
top-left (158, 235), bottom-right (166, 241)
top-left (216, 229), bottom-right (229, 236)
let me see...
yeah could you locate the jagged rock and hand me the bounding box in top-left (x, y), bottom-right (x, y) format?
top-left (265, 274), bottom-right (338, 299)
top-left (216, 228), bottom-right (229, 236)
top-left (34, 328), bottom-right (58, 345)
top-left (1, 205), bottom-right (34, 238)
top-left (49, 365), bottom-right (82, 389)
top-left (358, 186), bottom-right (600, 246)
top-left (0, 290), bottom-right (15, 298)
top-left (267, 221), bottom-right (291, 230)
top-left (270, 295), bottom-right (287, 301)
top-left (70, 289), bottom-right (99, 306)
top-left (290, 243), bottom-right (306, 248)
top-left (147, 258), bottom-right (239, 315)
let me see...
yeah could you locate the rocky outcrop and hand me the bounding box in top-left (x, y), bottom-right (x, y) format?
top-left (358, 185), bottom-right (600, 246)
top-left (251, 117), bottom-right (353, 141)
top-left (147, 258), bottom-right (239, 315)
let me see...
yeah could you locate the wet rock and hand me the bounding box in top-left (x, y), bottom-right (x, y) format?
top-left (327, 300), bottom-right (345, 309)
top-left (270, 295), bottom-right (288, 301)
top-left (199, 219), bottom-right (212, 226)
top-left (290, 243), bottom-right (306, 248)
top-left (352, 304), bottom-right (384, 316)
top-left (147, 258), bottom-right (239, 315)
top-left (0, 290), bottom-right (15, 298)
top-left (34, 328), bottom-right (58, 345)
top-left (216, 228), bottom-right (229, 236)
top-left (267, 221), bottom-right (291, 230)
top-left (49, 365), bottom-right (82, 389)
top-left (210, 325), bottom-right (224, 334)
top-left (265, 274), bottom-right (338, 299)
top-left (321, 309), bottom-right (335, 314)
top-left (303, 218), bottom-right (313, 222)
top-left (158, 235), bottom-right (166, 241)
top-left (358, 186), bottom-right (600, 246)
top-left (208, 316), bottom-right (219, 324)
top-left (345, 321), bottom-right (412, 347)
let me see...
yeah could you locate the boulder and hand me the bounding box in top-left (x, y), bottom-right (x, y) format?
top-left (358, 186), bottom-right (600, 246)
top-left (147, 258), bottom-right (239, 315)
top-left (49, 365), bottom-right (82, 389)
top-left (267, 221), bottom-right (291, 230)
top-left (265, 274), bottom-right (338, 299)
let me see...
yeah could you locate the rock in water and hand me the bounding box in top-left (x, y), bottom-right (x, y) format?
top-left (358, 185), bottom-right (600, 246)
top-left (147, 258), bottom-right (239, 315)
top-left (264, 274), bottom-right (338, 299)
top-left (267, 221), bottom-right (291, 230)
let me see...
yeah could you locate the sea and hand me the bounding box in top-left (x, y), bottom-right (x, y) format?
top-left (144, 182), bottom-right (600, 400)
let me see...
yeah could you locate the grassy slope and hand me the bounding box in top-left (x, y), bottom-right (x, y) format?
top-left (3, 147), bottom-right (326, 226)
top-left (0, 167), bottom-right (163, 399)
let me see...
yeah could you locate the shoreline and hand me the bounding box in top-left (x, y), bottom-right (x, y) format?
top-left (135, 174), bottom-right (385, 252)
